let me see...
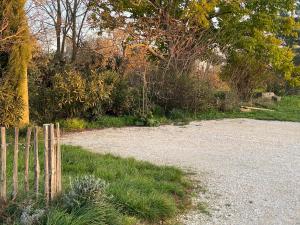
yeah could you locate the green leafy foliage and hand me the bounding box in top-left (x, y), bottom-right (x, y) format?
top-left (0, 84), bottom-right (23, 126)
top-left (29, 67), bottom-right (137, 122)
top-left (59, 118), bottom-right (87, 131)
top-left (218, 0), bottom-right (298, 98)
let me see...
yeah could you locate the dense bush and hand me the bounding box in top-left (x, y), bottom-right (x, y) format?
top-left (221, 54), bottom-right (273, 100)
top-left (29, 64), bottom-right (136, 122)
top-left (52, 70), bottom-right (87, 118)
top-left (148, 69), bottom-right (216, 113)
top-left (27, 52), bottom-right (297, 126)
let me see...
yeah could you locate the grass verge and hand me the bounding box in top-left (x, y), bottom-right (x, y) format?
top-left (62, 145), bottom-right (191, 222)
top-left (59, 96), bottom-right (300, 132)
top-left (1, 144), bottom-right (191, 224)
top-left (196, 95), bottom-right (300, 122)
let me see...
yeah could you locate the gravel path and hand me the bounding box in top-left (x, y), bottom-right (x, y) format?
top-left (64, 119), bottom-right (300, 225)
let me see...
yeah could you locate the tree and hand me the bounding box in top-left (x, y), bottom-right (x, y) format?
top-left (90, 0), bottom-right (218, 62)
top-left (214, 0), bottom-right (297, 98)
top-left (31, 0), bottom-right (91, 62)
top-left (0, 0), bottom-right (32, 125)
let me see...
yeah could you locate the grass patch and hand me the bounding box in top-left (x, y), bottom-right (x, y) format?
top-left (88, 116), bottom-right (137, 128)
top-left (196, 95), bottom-right (300, 122)
top-left (62, 145), bottom-right (191, 222)
top-left (59, 96), bottom-right (300, 132)
top-left (1, 144), bottom-right (191, 224)
top-left (59, 116), bottom-right (137, 131)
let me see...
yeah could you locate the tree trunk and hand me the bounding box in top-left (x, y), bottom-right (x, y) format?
top-left (71, 0), bottom-right (78, 62)
top-left (55, 0), bottom-right (62, 61)
top-left (18, 70), bottom-right (29, 125)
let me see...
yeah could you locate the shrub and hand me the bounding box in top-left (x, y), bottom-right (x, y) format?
top-left (62, 175), bottom-right (108, 210)
top-left (221, 53), bottom-right (273, 100)
top-left (83, 70), bottom-right (115, 120)
top-left (106, 76), bottom-right (136, 116)
top-left (30, 67), bottom-right (136, 122)
top-left (214, 91), bottom-right (239, 112)
top-left (52, 70), bottom-right (86, 118)
top-left (168, 109), bottom-right (191, 124)
top-left (149, 69), bottom-right (216, 113)
top-left (55, 176), bottom-right (122, 225)
top-left (60, 118), bottom-right (87, 131)
top-left (1, 198), bottom-right (45, 225)
top-left (135, 113), bottom-right (160, 127)
top-left (20, 205), bottom-right (45, 225)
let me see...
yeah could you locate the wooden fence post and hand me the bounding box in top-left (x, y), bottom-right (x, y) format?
top-left (43, 124), bottom-right (49, 205)
top-left (0, 127), bottom-right (7, 201)
top-left (13, 128), bottom-right (19, 199)
top-left (49, 124), bottom-right (56, 200)
top-left (56, 123), bottom-right (61, 193)
top-left (0, 124), bottom-right (61, 204)
top-left (24, 127), bottom-right (32, 192)
top-left (34, 127), bottom-right (40, 198)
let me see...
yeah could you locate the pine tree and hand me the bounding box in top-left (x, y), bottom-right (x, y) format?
top-left (0, 0), bottom-right (31, 125)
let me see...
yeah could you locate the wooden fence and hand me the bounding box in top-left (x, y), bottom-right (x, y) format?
top-left (0, 123), bottom-right (62, 204)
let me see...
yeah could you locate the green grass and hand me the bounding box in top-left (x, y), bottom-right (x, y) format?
top-left (2, 144), bottom-right (191, 224)
top-left (59, 96), bottom-right (300, 132)
top-left (59, 116), bottom-right (137, 131)
top-left (62, 145), bottom-right (190, 222)
top-left (196, 96), bottom-right (300, 122)
top-left (87, 116), bottom-right (137, 128)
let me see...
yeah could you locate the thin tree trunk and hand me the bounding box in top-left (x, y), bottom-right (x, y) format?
top-left (55, 0), bottom-right (62, 60)
top-left (71, 0), bottom-right (78, 62)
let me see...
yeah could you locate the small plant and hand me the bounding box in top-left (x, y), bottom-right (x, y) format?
top-left (135, 113), bottom-right (160, 127)
top-left (63, 175), bottom-right (108, 210)
top-left (20, 205), bottom-right (45, 225)
top-left (53, 176), bottom-right (122, 225)
top-left (60, 118), bottom-right (87, 131)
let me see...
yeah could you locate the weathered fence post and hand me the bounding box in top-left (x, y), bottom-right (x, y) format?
top-left (13, 128), bottom-right (19, 199)
top-left (49, 124), bottom-right (56, 200)
top-left (43, 124), bottom-right (49, 205)
top-left (34, 127), bottom-right (40, 198)
top-left (56, 123), bottom-right (62, 193)
top-left (0, 127), bottom-right (7, 201)
top-left (24, 127), bottom-right (32, 192)
top-left (0, 124), bottom-right (61, 204)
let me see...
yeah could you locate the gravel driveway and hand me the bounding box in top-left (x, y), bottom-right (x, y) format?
top-left (64, 119), bottom-right (300, 225)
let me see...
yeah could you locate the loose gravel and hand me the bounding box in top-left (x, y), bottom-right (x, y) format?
top-left (64, 119), bottom-right (300, 225)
